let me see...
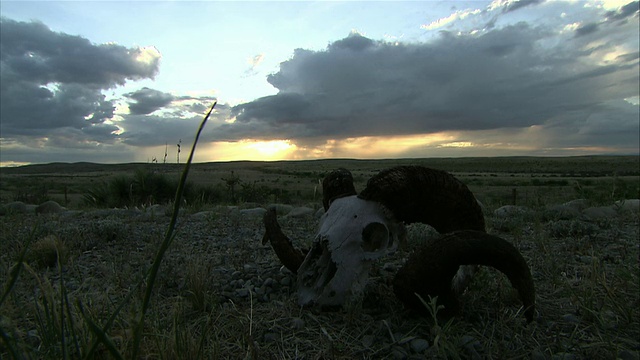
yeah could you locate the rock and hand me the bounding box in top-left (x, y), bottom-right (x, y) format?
top-left (235, 288), bottom-right (250, 298)
top-left (263, 332), bottom-right (278, 343)
top-left (544, 204), bottom-right (580, 220)
top-left (280, 276), bottom-right (292, 286)
top-left (576, 256), bottom-right (593, 264)
top-left (268, 204), bottom-right (293, 215)
top-left (361, 334), bottom-right (375, 348)
top-left (618, 349), bottom-right (639, 360)
top-left (239, 207), bottom-right (267, 218)
top-left (564, 199), bottom-right (589, 211)
top-left (291, 317), bottom-right (305, 330)
top-left (285, 207), bottom-right (314, 218)
top-left (243, 263), bottom-right (256, 272)
top-left (552, 352), bottom-right (577, 360)
top-left (85, 208), bottom-right (142, 218)
top-left (2, 201), bottom-right (27, 214)
top-left (581, 206), bottom-right (617, 221)
top-left (562, 313), bottom-right (580, 324)
top-left (35, 200), bottom-right (64, 214)
top-left (390, 345), bottom-right (408, 359)
top-left (190, 211), bottom-right (213, 221)
top-left (546, 220), bottom-right (598, 238)
top-left (614, 199), bottom-right (639, 213)
top-left (531, 349), bottom-right (547, 360)
top-left (494, 205), bottom-right (533, 218)
top-left (410, 338), bottom-right (430, 353)
top-left (459, 335), bottom-right (482, 360)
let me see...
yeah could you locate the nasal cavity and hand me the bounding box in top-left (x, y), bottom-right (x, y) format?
top-left (361, 222), bottom-right (389, 252)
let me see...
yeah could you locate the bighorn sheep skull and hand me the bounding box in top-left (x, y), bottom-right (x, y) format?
top-left (297, 195), bottom-right (404, 306)
top-left (262, 166), bottom-right (536, 322)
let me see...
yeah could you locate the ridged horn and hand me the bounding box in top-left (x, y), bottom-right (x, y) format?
top-left (322, 168), bottom-right (357, 211)
top-left (358, 166), bottom-right (485, 233)
top-left (393, 230), bottom-right (536, 322)
top-left (262, 208), bottom-right (306, 273)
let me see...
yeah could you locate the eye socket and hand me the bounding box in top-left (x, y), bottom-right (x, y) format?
top-left (361, 222), bottom-right (388, 252)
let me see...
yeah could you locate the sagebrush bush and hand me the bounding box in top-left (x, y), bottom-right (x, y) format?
top-left (26, 235), bottom-right (66, 268)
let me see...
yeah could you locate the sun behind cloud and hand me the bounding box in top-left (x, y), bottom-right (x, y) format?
top-left (247, 140), bottom-right (296, 158)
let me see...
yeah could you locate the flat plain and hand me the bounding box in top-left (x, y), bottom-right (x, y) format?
top-left (1, 156), bottom-right (638, 359)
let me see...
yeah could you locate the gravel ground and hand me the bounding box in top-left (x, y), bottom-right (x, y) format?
top-left (1, 201), bottom-right (639, 359)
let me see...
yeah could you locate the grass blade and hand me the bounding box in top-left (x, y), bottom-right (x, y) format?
top-left (78, 301), bottom-right (125, 360)
top-left (0, 226), bottom-right (37, 307)
top-left (130, 101), bottom-right (216, 359)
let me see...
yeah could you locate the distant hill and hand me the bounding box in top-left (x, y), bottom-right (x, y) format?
top-left (1, 156), bottom-right (638, 176)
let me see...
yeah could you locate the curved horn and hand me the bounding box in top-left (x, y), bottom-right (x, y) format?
top-left (393, 230), bottom-right (536, 322)
top-left (322, 168), bottom-right (357, 211)
top-left (358, 166), bottom-right (485, 233)
top-left (262, 208), bottom-right (306, 273)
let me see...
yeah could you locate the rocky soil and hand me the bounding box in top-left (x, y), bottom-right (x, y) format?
top-left (1, 198), bottom-right (639, 359)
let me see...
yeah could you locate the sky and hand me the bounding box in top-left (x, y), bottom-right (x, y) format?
top-left (0, 0), bottom-right (638, 166)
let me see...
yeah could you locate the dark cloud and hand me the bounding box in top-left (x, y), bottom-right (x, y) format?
top-left (221, 23), bottom-right (638, 148)
top-left (0, 18), bottom-right (160, 88)
top-left (606, 1), bottom-right (639, 21)
top-left (502, 0), bottom-right (545, 13)
top-left (120, 102), bottom-right (230, 147)
top-left (575, 22), bottom-right (600, 37)
top-left (0, 17), bottom-right (160, 144)
top-left (126, 87), bottom-right (175, 115)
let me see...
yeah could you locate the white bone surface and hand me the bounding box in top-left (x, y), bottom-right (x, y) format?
top-left (297, 195), bottom-right (401, 306)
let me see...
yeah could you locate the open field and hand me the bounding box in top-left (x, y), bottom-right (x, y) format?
top-left (1, 156), bottom-right (639, 209)
top-left (1, 156), bottom-right (639, 359)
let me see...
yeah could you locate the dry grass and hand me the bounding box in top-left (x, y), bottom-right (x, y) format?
top-left (1, 156), bottom-right (639, 359)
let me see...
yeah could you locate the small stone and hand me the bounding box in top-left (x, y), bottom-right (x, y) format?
top-left (263, 332), bottom-right (278, 343)
top-left (239, 207), bottom-right (267, 218)
top-left (577, 255), bottom-right (593, 264)
top-left (285, 207), bottom-right (314, 218)
top-left (581, 206), bottom-right (617, 220)
top-left (243, 263), bottom-right (255, 272)
top-left (36, 200), bottom-right (64, 214)
top-left (390, 345), bottom-right (408, 359)
top-left (459, 335), bottom-right (482, 360)
top-left (231, 270), bottom-right (242, 279)
top-left (280, 276), bottom-right (291, 286)
top-left (552, 352), bottom-right (577, 360)
top-left (3, 201), bottom-right (27, 214)
top-left (562, 313), bottom-right (580, 324)
top-left (291, 317), bottom-right (305, 330)
top-left (25, 329), bottom-right (40, 346)
top-left (410, 338), bottom-right (429, 353)
top-left (361, 334), bottom-right (375, 348)
top-left (263, 277), bottom-right (276, 287)
top-left (235, 288), bottom-right (249, 298)
top-left (383, 263), bottom-right (397, 272)
top-left (531, 349), bottom-right (547, 360)
top-left (618, 349), bottom-right (639, 360)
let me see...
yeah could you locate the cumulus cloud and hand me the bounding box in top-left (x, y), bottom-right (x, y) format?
top-left (220, 4), bottom-right (638, 153)
top-left (0, 17), bottom-right (160, 142)
top-left (126, 87), bottom-right (175, 115)
top-left (119, 102), bottom-right (229, 147)
top-left (1, 1), bottom-right (638, 165)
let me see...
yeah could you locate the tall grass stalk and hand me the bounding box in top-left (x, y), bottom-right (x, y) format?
top-left (130, 101), bottom-right (217, 358)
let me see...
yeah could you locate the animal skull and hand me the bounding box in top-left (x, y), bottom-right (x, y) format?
top-left (297, 195), bottom-right (404, 306)
top-left (264, 166), bottom-right (536, 321)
